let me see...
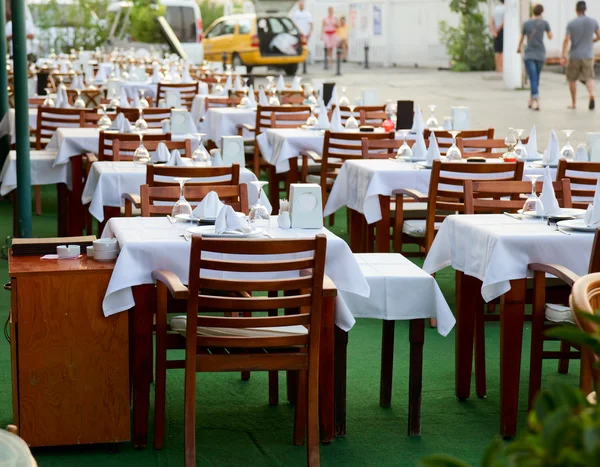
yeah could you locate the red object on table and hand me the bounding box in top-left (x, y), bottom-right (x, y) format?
top-left (382, 119), bottom-right (395, 132)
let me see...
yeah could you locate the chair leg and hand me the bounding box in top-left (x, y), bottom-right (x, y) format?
top-left (528, 271), bottom-right (545, 409)
top-left (328, 213), bottom-right (335, 227)
top-left (558, 341), bottom-right (570, 374)
top-left (294, 369), bottom-right (307, 446)
top-left (184, 355), bottom-right (197, 467)
top-left (153, 283), bottom-right (168, 450)
top-left (34, 186), bottom-right (42, 215)
top-left (380, 320), bottom-right (395, 407)
top-left (474, 305), bottom-right (486, 398)
top-left (306, 361), bottom-right (320, 467)
top-left (267, 305), bottom-right (278, 404)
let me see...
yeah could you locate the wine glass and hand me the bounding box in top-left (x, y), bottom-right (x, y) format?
top-left (134, 108), bottom-right (148, 133)
top-left (73, 89), bottom-right (86, 109)
top-left (242, 76), bottom-right (249, 92)
top-left (248, 181), bottom-right (270, 226)
top-left (561, 130), bottom-right (575, 161)
top-left (513, 128), bottom-right (528, 161)
top-left (43, 87), bottom-right (55, 107)
top-left (214, 76), bottom-right (224, 96)
top-left (266, 75), bottom-right (275, 90)
top-left (239, 88), bottom-right (251, 108)
top-left (192, 137), bottom-right (211, 166)
top-left (426, 104), bottom-right (438, 129)
top-left (338, 86), bottom-right (350, 106)
top-left (133, 133), bottom-right (150, 166)
top-left (446, 130), bottom-right (462, 161)
top-left (345, 104), bottom-right (359, 130)
top-left (307, 90), bottom-right (318, 106)
top-left (98, 105), bottom-right (112, 130)
top-left (139, 90), bottom-right (149, 108)
top-left (306, 104), bottom-right (318, 127)
top-left (268, 88), bottom-right (280, 106)
top-left (522, 174), bottom-right (544, 217)
top-left (395, 130), bottom-right (413, 161)
top-left (171, 177), bottom-right (194, 226)
top-left (503, 129), bottom-right (518, 161)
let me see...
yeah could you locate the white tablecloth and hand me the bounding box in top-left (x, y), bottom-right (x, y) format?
top-left (119, 82), bottom-right (157, 99)
top-left (101, 216), bottom-right (370, 331)
top-left (0, 109), bottom-right (38, 144)
top-left (205, 107), bottom-right (256, 145)
top-left (324, 159), bottom-right (553, 224)
top-left (0, 150), bottom-right (71, 195)
top-left (423, 214), bottom-right (594, 302)
top-left (190, 94), bottom-right (230, 127)
top-left (82, 162), bottom-right (270, 221)
top-left (341, 253), bottom-right (455, 336)
top-left (257, 128), bottom-right (326, 174)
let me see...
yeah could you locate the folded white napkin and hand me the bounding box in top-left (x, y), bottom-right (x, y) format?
top-left (193, 191), bottom-right (225, 219)
top-left (59, 62), bottom-right (68, 74)
top-left (539, 166), bottom-right (560, 215)
top-left (526, 125), bottom-right (539, 160)
top-left (168, 65), bottom-right (180, 82)
top-left (209, 148), bottom-right (223, 166)
top-left (316, 100), bottom-right (330, 130)
top-left (292, 76), bottom-right (302, 91)
top-left (128, 63), bottom-right (136, 79)
top-left (426, 131), bottom-right (441, 166)
top-left (84, 67), bottom-right (95, 85)
top-left (542, 130), bottom-right (560, 166)
top-left (258, 87), bottom-right (268, 106)
top-left (165, 149), bottom-right (192, 166)
top-left (234, 75), bottom-right (243, 91)
top-left (181, 66), bottom-right (193, 83)
top-left (132, 91), bottom-right (141, 108)
top-left (198, 82), bottom-right (209, 95)
top-left (224, 75), bottom-right (232, 93)
top-left (411, 106), bottom-right (425, 133)
top-left (113, 64), bottom-right (121, 79)
top-left (330, 105), bottom-right (344, 132)
top-left (576, 143), bottom-right (589, 162)
top-left (55, 87), bottom-right (70, 108)
top-left (328, 85), bottom-right (338, 109)
top-left (151, 66), bottom-right (162, 84)
top-left (69, 74), bottom-right (81, 90)
top-left (412, 131), bottom-right (428, 161)
top-left (247, 85), bottom-right (257, 107)
top-left (110, 113), bottom-right (132, 133)
top-left (584, 179), bottom-right (600, 226)
top-left (119, 86), bottom-right (129, 108)
top-left (276, 75), bottom-right (285, 92)
top-left (215, 205), bottom-right (250, 233)
top-left (153, 142), bottom-right (171, 163)
top-left (95, 66), bottom-right (107, 83)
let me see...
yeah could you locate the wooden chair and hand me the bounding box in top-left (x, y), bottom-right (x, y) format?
top-left (156, 82), bottom-right (199, 110)
top-left (152, 235), bottom-right (327, 466)
top-left (457, 137), bottom-right (528, 157)
top-left (140, 184), bottom-right (249, 216)
top-left (90, 131), bottom-right (171, 163)
top-left (330, 105), bottom-right (386, 126)
top-left (393, 160), bottom-right (524, 256)
top-left (204, 96), bottom-right (242, 112)
top-left (281, 90), bottom-right (305, 105)
top-left (66, 89), bottom-right (103, 108)
top-left (556, 160), bottom-right (600, 209)
top-left (116, 107), bottom-right (172, 129)
top-left (82, 109), bottom-right (118, 128)
top-left (570, 272), bottom-right (600, 396)
top-left (528, 227), bottom-right (600, 407)
top-left (424, 129), bottom-right (495, 154)
top-left (35, 106), bottom-right (87, 150)
top-left (112, 138), bottom-right (192, 162)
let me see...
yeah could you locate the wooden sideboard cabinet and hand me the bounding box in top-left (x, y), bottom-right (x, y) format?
top-left (8, 253), bottom-right (129, 447)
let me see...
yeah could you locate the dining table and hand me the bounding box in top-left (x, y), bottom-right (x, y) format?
top-left (101, 216), bottom-right (371, 446)
top-left (204, 107), bottom-right (256, 146)
top-left (422, 213), bottom-right (594, 437)
top-left (0, 108), bottom-right (38, 144)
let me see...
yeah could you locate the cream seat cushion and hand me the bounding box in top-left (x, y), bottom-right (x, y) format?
top-left (545, 303), bottom-right (575, 325)
top-left (402, 219), bottom-right (442, 237)
top-left (170, 315), bottom-right (308, 338)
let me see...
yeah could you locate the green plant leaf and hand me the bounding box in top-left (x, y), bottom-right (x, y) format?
top-left (481, 437), bottom-right (505, 467)
top-left (575, 310), bottom-right (600, 326)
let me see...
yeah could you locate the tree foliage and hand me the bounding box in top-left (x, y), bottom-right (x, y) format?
top-left (129, 0), bottom-right (166, 44)
top-left (439, 0), bottom-right (495, 71)
top-left (198, 0), bottom-right (225, 30)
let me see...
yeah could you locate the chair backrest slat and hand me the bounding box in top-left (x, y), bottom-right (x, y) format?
top-left (556, 160), bottom-right (600, 209)
top-left (146, 163), bottom-right (240, 186)
top-left (112, 138), bottom-right (191, 162)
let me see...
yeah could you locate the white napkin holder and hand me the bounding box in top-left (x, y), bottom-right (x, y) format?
top-left (362, 88), bottom-right (378, 106)
top-left (587, 132), bottom-right (600, 162)
top-left (451, 106), bottom-right (471, 130)
top-left (289, 183), bottom-right (323, 229)
top-left (170, 109), bottom-right (190, 134)
top-left (165, 90), bottom-right (181, 108)
top-left (221, 135), bottom-right (245, 166)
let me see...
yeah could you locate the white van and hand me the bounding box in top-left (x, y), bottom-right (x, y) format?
top-left (107, 0), bottom-right (204, 64)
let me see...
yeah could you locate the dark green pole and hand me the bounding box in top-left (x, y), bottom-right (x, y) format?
top-left (0, 0), bottom-right (9, 169)
top-left (11, 0), bottom-right (31, 237)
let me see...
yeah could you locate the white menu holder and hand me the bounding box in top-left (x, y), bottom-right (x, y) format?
top-left (170, 109), bottom-right (190, 134)
top-left (587, 133), bottom-right (600, 162)
top-left (451, 106), bottom-right (471, 130)
top-left (234, 65), bottom-right (247, 74)
top-left (221, 135), bottom-right (245, 166)
top-left (165, 90), bottom-right (182, 108)
top-left (289, 183), bottom-right (323, 229)
top-left (106, 78), bottom-right (120, 99)
top-left (362, 88), bottom-right (378, 106)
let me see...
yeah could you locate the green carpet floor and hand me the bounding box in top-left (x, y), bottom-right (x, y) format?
top-left (0, 186), bottom-right (580, 466)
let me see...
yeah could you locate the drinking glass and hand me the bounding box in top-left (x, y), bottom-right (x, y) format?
top-left (503, 129), bottom-right (518, 161)
top-left (307, 91), bottom-right (318, 106)
top-left (306, 104), bottom-right (318, 127)
top-left (522, 174), bottom-right (544, 216)
top-left (192, 136), bottom-right (211, 166)
top-left (139, 90), bottom-right (150, 108)
top-left (214, 76), bottom-right (224, 96)
top-left (242, 77), bottom-right (249, 92)
top-left (561, 130), bottom-right (575, 161)
top-left (98, 105), bottom-right (112, 130)
top-left (268, 88), bottom-right (280, 106)
top-left (426, 104), bottom-right (438, 129)
top-left (266, 76), bottom-right (275, 90)
top-left (43, 87), bottom-right (55, 107)
top-left (73, 89), bottom-right (86, 109)
top-left (338, 86), bottom-right (350, 106)
top-left (135, 108), bottom-right (148, 133)
top-left (345, 104), bottom-right (359, 130)
top-left (514, 128), bottom-right (528, 161)
top-left (133, 133), bottom-right (150, 166)
top-left (248, 181), bottom-right (270, 226)
top-left (446, 130), bottom-right (462, 161)
top-left (395, 130), bottom-right (413, 160)
top-left (239, 88), bottom-right (251, 108)
top-left (171, 177), bottom-right (193, 225)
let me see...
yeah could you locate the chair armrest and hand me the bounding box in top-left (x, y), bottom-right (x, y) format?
top-left (392, 188), bottom-right (428, 202)
top-left (238, 123), bottom-right (256, 133)
top-left (300, 150), bottom-right (322, 162)
top-left (299, 270), bottom-right (337, 297)
top-left (84, 152), bottom-right (98, 164)
top-left (121, 192), bottom-right (141, 208)
top-left (152, 270), bottom-right (189, 299)
top-left (528, 263), bottom-right (580, 288)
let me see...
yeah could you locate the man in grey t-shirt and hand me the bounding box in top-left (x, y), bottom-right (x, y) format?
top-left (560, 1), bottom-right (600, 110)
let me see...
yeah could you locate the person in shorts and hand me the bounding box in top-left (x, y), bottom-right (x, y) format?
top-left (490, 0), bottom-right (505, 73)
top-left (561, 1), bottom-right (600, 110)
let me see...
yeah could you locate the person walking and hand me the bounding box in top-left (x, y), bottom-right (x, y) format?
top-left (290, 0), bottom-right (313, 65)
top-left (337, 16), bottom-right (349, 62)
top-left (561, 1), bottom-right (600, 110)
top-left (490, 0), bottom-right (505, 73)
top-left (321, 7), bottom-right (338, 64)
top-left (517, 4), bottom-right (552, 111)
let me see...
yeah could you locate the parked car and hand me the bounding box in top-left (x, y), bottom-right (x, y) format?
top-left (203, 13), bottom-right (307, 75)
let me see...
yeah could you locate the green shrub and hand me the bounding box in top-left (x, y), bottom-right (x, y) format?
top-left (198, 0), bottom-right (225, 30)
top-left (130, 0), bottom-right (166, 44)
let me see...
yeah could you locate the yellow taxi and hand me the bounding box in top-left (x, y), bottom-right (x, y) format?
top-left (202, 14), bottom-right (307, 75)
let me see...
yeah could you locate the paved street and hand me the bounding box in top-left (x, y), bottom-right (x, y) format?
top-left (260, 63), bottom-right (600, 147)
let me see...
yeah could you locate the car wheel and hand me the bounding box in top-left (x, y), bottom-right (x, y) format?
top-left (283, 64), bottom-right (298, 76)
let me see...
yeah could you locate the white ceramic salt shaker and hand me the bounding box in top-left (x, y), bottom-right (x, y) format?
top-left (278, 211), bottom-right (291, 229)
